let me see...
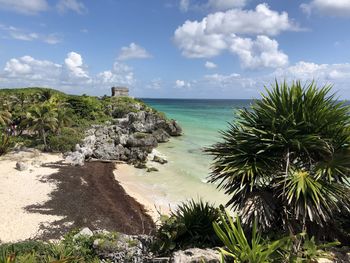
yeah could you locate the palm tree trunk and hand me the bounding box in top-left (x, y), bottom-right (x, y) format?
top-left (42, 129), bottom-right (47, 150)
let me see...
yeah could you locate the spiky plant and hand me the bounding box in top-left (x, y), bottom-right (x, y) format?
top-left (153, 199), bottom-right (221, 255)
top-left (206, 81), bottom-right (350, 236)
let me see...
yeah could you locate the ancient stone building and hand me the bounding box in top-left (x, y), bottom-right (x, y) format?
top-left (111, 87), bottom-right (129, 97)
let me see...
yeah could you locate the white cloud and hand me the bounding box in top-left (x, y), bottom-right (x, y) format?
top-left (204, 4), bottom-right (298, 36)
top-left (205, 61), bottom-right (217, 69)
top-left (2, 56), bottom-right (62, 86)
top-left (96, 62), bottom-right (135, 86)
top-left (118, 43), bottom-right (152, 61)
top-left (301, 0), bottom-right (350, 17)
top-left (0, 0), bottom-right (48, 15)
top-left (9, 32), bottom-right (39, 41)
top-left (229, 35), bottom-right (288, 69)
top-left (0, 24), bottom-right (62, 44)
top-left (204, 72), bottom-right (257, 89)
top-left (57, 0), bottom-right (87, 14)
top-left (174, 19), bottom-right (227, 58)
top-left (0, 53), bottom-right (136, 93)
top-left (174, 4), bottom-right (296, 68)
top-left (64, 52), bottom-right (89, 79)
top-left (175, 79), bottom-right (191, 88)
top-left (274, 61), bottom-right (350, 83)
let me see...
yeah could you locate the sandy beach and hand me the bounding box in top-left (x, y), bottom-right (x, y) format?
top-left (0, 149), bottom-right (65, 243)
top-left (0, 149), bottom-right (155, 243)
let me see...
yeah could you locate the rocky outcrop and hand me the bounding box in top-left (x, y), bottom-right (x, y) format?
top-left (65, 110), bottom-right (182, 166)
top-left (75, 228), bottom-right (221, 263)
top-left (171, 248), bottom-right (220, 263)
top-left (93, 233), bottom-right (154, 262)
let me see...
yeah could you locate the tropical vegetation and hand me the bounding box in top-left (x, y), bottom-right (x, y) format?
top-left (0, 87), bottom-right (159, 155)
top-left (153, 199), bottom-right (221, 255)
top-left (206, 81), bottom-right (350, 243)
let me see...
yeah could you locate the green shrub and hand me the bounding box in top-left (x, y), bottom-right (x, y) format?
top-left (153, 199), bottom-right (221, 255)
top-left (0, 240), bottom-right (49, 263)
top-left (280, 235), bottom-right (340, 263)
top-left (213, 211), bottom-right (289, 263)
top-left (67, 96), bottom-right (104, 120)
top-left (47, 128), bottom-right (83, 153)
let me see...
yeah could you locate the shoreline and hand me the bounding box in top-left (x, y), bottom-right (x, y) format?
top-left (114, 163), bottom-right (172, 223)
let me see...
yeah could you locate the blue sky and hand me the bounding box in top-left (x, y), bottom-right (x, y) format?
top-left (0, 0), bottom-right (350, 99)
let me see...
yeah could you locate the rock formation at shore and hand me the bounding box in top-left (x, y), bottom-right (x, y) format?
top-left (65, 110), bottom-right (182, 166)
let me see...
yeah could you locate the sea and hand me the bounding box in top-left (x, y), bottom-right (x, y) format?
top-left (126, 99), bottom-right (253, 209)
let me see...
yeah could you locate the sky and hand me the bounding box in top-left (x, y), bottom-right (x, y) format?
top-left (0, 0), bottom-right (350, 99)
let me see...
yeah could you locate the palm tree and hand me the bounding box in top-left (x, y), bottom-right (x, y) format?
top-left (0, 110), bottom-right (11, 126)
top-left (56, 107), bottom-right (72, 134)
top-left (206, 81), bottom-right (350, 237)
top-left (25, 103), bottom-right (58, 149)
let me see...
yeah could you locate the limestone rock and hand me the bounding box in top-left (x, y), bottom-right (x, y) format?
top-left (153, 155), bottom-right (168, 164)
top-left (134, 162), bottom-right (147, 169)
top-left (74, 227), bottom-right (93, 239)
top-left (153, 129), bottom-right (170, 143)
top-left (16, 161), bottom-right (28, 171)
top-left (163, 120), bottom-right (182, 136)
top-left (146, 167), bottom-right (159, 172)
top-left (65, 151), bottom-right (85, 166)
top-left (171, 248), bottom-right (220, 263)
top-left (64, 109), bottom-right (182, 166)
top-left (92, 233), bottom-right (154, 263)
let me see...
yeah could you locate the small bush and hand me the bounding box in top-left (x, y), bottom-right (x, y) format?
top-left (47, 128), bottom-right (83, 153)
top-left (153, 199), bottom-right (221, 255)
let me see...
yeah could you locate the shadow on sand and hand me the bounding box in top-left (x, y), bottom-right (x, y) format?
top-left (25, 161), bottom-right (155, 240)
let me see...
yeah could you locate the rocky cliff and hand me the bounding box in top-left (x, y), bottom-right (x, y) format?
top-left (65, 109), bottom-right (182, 166)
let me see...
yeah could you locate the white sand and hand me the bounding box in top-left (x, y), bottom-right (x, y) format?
top-left (114, 163), bottom-right (171, 224)
top-left (0, 149), bottom-right (65, 243)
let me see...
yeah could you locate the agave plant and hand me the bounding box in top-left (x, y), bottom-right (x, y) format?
top-left (153, 199), bottom-right (221, 255)
top-left (206, 81), bottom-right (350, 236)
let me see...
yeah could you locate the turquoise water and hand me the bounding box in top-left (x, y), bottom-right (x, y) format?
top-left (124, 99), bottom-right (252, 209)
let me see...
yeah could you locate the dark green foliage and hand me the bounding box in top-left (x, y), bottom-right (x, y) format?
top-left (206, 81), bottom-right (350, 238)
top-left (0, 131), bottom-right (13, 156)
top-left (47, 128), bottom-right (83, 152)
top-left (153, 199), bottom-right (221, 255)
top-left (0, 230), bottom-right (104, 262)
top-left (0, 87), bottom-right (65, 97)
top-left (67, 96), bottom-right (103, 120)
top-left (0, 241), bottom-right (48, 258)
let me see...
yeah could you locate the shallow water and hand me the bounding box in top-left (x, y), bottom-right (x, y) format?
top-left (125, 99), bottom-right (252, 209)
